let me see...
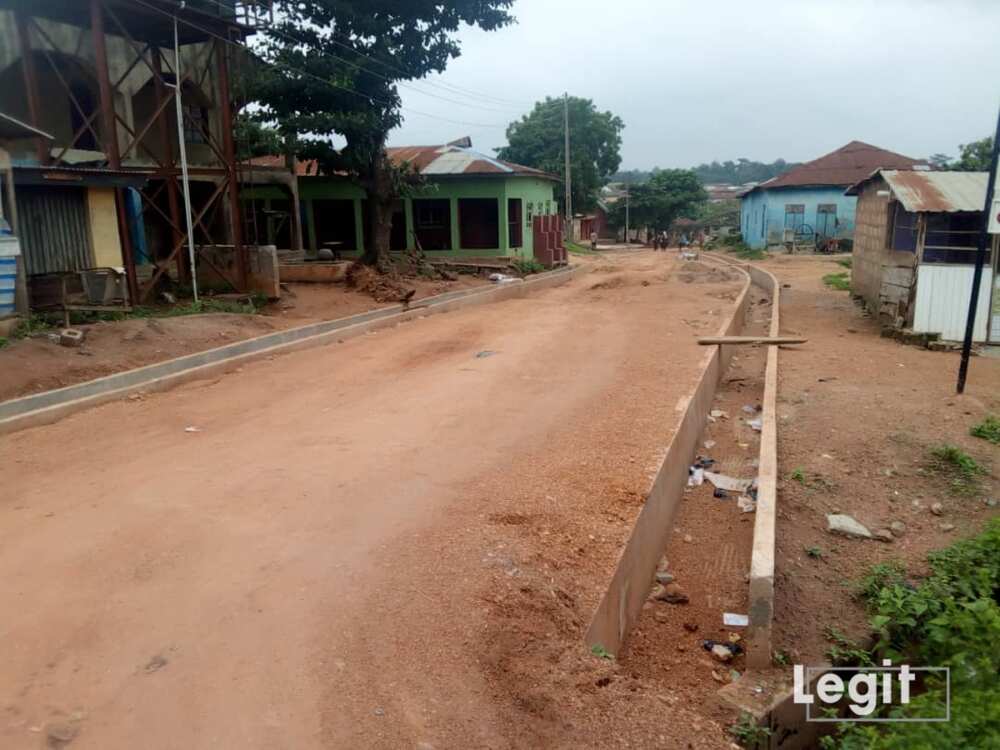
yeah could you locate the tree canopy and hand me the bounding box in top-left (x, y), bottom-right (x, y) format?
top-left (948, 136), bottom-right (994, 171)
top-left (691, 158), bottom-right (798, 185)
top-left (252, 0), bottom-right (514, 268)
top-left (497, 96), bottom-right (624, 213)
top-left (611, 158), bottom-right (798, 187)
top-left (607, 169), bottom-right (707, 232)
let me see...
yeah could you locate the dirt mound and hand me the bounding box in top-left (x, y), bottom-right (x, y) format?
top-left (676, 261), bottom-right (742, 284)
top-left (588, 275), bottom-right (628, 291)
top-left (345, 263), bottom-right (413, 303)
top-left (591, 264), bottom-right (623, 274)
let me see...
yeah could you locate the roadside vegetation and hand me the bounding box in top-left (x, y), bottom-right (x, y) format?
top-left (822, 271), bottom-right (851, 291)
top-left (970, 415), bottom-right (1000, 445)
top-left (564, 240), bottom-right (597, 255)
top-left (0, 296), bottom-right (266, 349)
top-left (926, 443), bottom-right (988, 496)
top-left (819, 518), bottom-right (1000, 749)
top-left (707, 232), bottom-right (767, 260)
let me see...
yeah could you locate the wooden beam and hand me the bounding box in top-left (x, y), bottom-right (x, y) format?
top-left (697, 336), bottom-right (807, 346)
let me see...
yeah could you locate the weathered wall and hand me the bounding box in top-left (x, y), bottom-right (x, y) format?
top-left (258, 175), bottom-right (558, 259)
top-left (741, 186), bottom-right (857, 250)
top-left (87, 187), bottom-right (123, 268)
top-left (851, 178), bottom-right (891, 308)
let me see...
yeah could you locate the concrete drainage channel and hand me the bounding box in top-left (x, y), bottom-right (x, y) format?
top-left (0, 266), bottom-right (579, 435)
top-left (585, 253), bottom-right (797, 747)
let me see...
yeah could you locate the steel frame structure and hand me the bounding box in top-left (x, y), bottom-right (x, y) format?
top-left (5, 0), bottom-right (249, 301)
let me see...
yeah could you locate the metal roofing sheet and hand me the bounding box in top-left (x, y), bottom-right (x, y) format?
top-left (755, 141), bottom-right (924, 190)
top-left (880, 170), bottom-right (988, 213)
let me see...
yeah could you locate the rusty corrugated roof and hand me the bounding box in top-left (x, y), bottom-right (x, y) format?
top-left (847, 169), bottom-right (989, 213)
top-left (386, 144), bottom-right (557, 180)
top-left (754, 141), bottom-right (925, 190)
top-left (248, 143), bottom-right (559, 181)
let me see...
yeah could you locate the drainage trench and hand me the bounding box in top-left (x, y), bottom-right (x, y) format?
top-left (619, 282), bottom-right (773, 692)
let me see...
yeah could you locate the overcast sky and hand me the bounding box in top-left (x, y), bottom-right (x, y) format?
top-left (388, 0), bottom-right (1000, 170)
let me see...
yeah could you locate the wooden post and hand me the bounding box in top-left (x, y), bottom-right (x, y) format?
top-left (90, 0), bottom-right (121, 168)
top-left (14, 12), bottom-right (47, 165)
top-left (215, 39), bottom-right (247, 288)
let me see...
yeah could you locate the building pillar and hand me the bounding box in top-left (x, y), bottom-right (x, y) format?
top-left (216, 39), bottom-right (246, 286)
top-left (404, 198), bottom-right (415, 250)
top-left (450, 197), bottom-right (460, 252)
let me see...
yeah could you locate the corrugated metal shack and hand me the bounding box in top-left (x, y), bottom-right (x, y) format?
top-left (847, 169), bottom-right (999, 343)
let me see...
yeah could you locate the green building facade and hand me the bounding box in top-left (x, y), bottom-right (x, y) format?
top-left (242, 144), bottom-right (560, 260)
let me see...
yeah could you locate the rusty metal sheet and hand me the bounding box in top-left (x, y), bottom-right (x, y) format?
top-left (882, 170), bottom-right (988, 213)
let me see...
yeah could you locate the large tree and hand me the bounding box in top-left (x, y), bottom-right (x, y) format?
top-left (253, 1), bottom-right (514, 271)
top-left (948, 136), bottom-right (993, 171)
top-left (607, 169), bottom-right (707, 234)
top-left (497, 96), bottom-right (624, 213)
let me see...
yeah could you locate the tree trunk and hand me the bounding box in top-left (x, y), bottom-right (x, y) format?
top-left (361, 153), bottom-right (395, 274)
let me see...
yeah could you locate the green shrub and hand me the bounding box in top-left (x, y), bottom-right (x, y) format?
top-left (824, 518), bottom-right (1000, 748)
top-left (513, 257), bottom-right (545, 275)
top-left (823, 272), bottom-right (851, 291)
top-left (970, 416), bottom-right (1000, 445)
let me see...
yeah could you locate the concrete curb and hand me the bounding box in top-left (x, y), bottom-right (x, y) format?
top-left (585, 252), bottom-right (782, 662)
top-left (699, 253), bottom-right (782, 669)
top-left (586, 255), bottom-right (754, 654)
top-left (0, 266), bottom-right (580, 435)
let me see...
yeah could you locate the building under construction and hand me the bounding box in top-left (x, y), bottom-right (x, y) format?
top-left (0, 0), bottom-right (276, 312)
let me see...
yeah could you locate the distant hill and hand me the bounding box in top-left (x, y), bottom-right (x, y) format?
top-left (611, 158), bottom-right (800, 187)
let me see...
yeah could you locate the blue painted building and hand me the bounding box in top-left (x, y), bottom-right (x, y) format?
top-left (740, 141), bottom-right (924, 249)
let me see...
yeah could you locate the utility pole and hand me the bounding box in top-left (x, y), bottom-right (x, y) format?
top-left (624, 184), bottom-right (630, 245)
top-left (173, 8), bottom-right (199, 302)
top-left (563, 93), bottom-right (572, 241)
top-left (956, 103), bottom-right (1000, 394)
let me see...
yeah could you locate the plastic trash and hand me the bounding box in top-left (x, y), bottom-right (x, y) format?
top-left (688, 467), bottom-right (705, 487)
top-left (475, 350), bottom-right (496, 359)
top-left (723, 613), bottom-right (750, 628)
top-left (488, 273), bottom-right (521, 284)
top-left (741, 405), bottom-right (756, 414)
top-left (737, 496), bottom-right (756, 513)
top-left (184, 426), bottom-right (202, 433)
top-left (704, 472), bottom-right (754, 493)
top-left (748, 418), bottom-right (763, 432)
top-left (714, 487), bottom-right (728, 499)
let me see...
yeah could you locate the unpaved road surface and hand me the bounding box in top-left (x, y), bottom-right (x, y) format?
top-left (1, 251), bottom-right (746, 749)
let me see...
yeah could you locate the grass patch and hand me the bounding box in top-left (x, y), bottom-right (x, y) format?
top-left (729, 711), bottom-right (771, 748)
top-left (822, 271), bottom-right (851, 291)
top-left (511, 257), bottom-right (545, 275)
top-left (928, 443), bottom-right (987, 496)
top-left (564, 240), bottom-right (597, 255)
top-left (824, 627), bottom-right (874, 667)
top-left (822, 518), bottom-right (1000, 748)
top-left (589, 644), bottom-right (614, 660)
top-left (837, 257), bottom-right (853, 269)
top-left (790, 467), bottom-right (806, 483)
top-left (806, 546), bottom-right (824, 559)
top-left (12, 313), bottom-right (55, 339)
top-left (724, 243), bottom-right (767, 261)
top-left (970, 415), bottom-right (1000, 445)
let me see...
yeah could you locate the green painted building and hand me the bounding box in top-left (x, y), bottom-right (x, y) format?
top-left (243, 140), bottom-right (561, 260)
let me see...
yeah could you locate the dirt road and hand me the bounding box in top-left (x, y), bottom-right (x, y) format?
top-left (1, 251), bottom-right (746, 749)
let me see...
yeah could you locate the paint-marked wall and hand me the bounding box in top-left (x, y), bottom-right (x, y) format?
top-left (87, 187), bottom-right (122, 267)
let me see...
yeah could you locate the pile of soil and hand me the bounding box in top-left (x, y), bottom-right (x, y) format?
top-left (344, 263), bottom-right (413, 304)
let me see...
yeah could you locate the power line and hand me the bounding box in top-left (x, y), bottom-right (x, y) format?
top-left (188, 0), bottom-right (532, 110)
top-left (131, 0), bottom-right (509, 129)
